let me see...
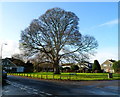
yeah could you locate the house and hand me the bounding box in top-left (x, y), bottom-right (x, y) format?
top-left (39, 62), bottom-right (54, 72)
top-left (2, 58), bottom-right (34, 73)
top-left (2, 58), bottom-right (25, 73)
top-left (77, 61), bottom-right (92, 69)
top-left (32, 61), bottom-right (54, 72)
top-left (61, 63), bottom-right (74, 68)
top-left (76, 61), bottom-right (93, 73)
top-left (24, 61), bottom-right (34, 72)
top-left (61, 62), bottom-right (93, 73)
top-left (101, 59), bottom-right (116, 73)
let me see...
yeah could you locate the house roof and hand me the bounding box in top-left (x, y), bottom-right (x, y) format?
top-left (61, 63), bottom-right (74, 66)
top-left (2, 58), bottom-right (26, 67)
top-left (38, 62), bottom-right (53, 68)
top-left (101, 59), bottom-right (116, 66)
top-left (2, 58), bottom-right (17, 67)
top-left (108, 59), bottom-right (116, 63)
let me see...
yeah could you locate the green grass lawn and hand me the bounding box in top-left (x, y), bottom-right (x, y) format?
top-left (8, 72), bottom-right (120, 81)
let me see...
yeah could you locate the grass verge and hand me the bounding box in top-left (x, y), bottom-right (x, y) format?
top-left (7, 72), bottom-right (120, 81)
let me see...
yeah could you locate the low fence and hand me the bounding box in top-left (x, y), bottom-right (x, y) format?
top-left (8, 73), bottom-right (78, 80)
top-left (7, 73), bottom-right (118, 81)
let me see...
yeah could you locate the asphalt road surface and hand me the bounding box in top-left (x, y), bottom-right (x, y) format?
top-left (2, 75), bottom-right (120, 97)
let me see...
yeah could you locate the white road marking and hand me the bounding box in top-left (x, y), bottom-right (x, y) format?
top-left (33, 89), bottom-right (38, 92)
top-left (6, 80), bottom-right (53, 96)
top-left (39, 91), bottom-right (45, 93)
top-left (33, 92), bottom-right (38, 94)
top-left (45, 93), bottom-right (53, 96)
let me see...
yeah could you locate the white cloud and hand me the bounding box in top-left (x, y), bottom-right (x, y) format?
top-left (81, 19), bottom-right (118, 33)
top-left (98, 19), bottom-right (118, 27)
top-left (0, 40), bottom-right (20, 58)
top-left (90, 47), bottom-right (118, 64)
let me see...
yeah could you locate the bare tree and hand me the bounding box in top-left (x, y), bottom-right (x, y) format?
top-left (11, 53), bottom-right (24, 61)
top-left (20, 8), bottom-right (98, 74)
top-left (29, 52), bottom-right (52, 72)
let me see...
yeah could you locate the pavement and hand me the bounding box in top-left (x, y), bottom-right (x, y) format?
top-left (2, 75), bottom-right (120, 97)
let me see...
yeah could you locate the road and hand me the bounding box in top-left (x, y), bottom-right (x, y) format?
top-left (2, 75), bottom-right (120, 97)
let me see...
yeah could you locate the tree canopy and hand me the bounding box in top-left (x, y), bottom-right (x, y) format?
top-left (71, 65), bottom-right (79, 71)
top-left (92, 60), bottom-right (101, 72)
top-left (112, 60), bottom-right (120, 73)
top-left (20, 7), bottom-right (98, 74)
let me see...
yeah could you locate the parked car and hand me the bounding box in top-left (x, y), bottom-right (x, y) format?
top-left (2, 70), bottom-right (7, 79)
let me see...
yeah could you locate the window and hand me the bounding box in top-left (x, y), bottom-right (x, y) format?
top-left (109, 64), bottom-right (112, 67)
top-left (103, 64), bottom-right (107, 67)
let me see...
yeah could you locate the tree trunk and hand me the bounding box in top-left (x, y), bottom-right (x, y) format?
top-left (53, 60), bottom-right (60, 74)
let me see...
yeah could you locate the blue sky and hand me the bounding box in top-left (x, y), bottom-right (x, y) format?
top-left (0, 2), bottom-right (118, 63)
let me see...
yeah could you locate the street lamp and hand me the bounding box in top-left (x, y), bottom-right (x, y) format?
top-left (0, 43), bottom-right (7, 59)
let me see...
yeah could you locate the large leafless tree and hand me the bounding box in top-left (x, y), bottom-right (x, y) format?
top-left (11, 53), bottom-right (24, 61)
top-left (20, 8), bottom-right (98, 74)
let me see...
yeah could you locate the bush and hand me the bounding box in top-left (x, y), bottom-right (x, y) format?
top-left (112, 60), bottom-right (120, 73)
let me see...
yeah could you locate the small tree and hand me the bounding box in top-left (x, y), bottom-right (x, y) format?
top-left (112, 60), bottom-right (120, 73)
top-left (71, 65), bottom-right (79, 71)
top-left (92, 60), bottom-right (101, 72)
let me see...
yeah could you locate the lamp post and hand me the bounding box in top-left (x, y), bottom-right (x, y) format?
top-left (0, 43), bottom-right (7, 59)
